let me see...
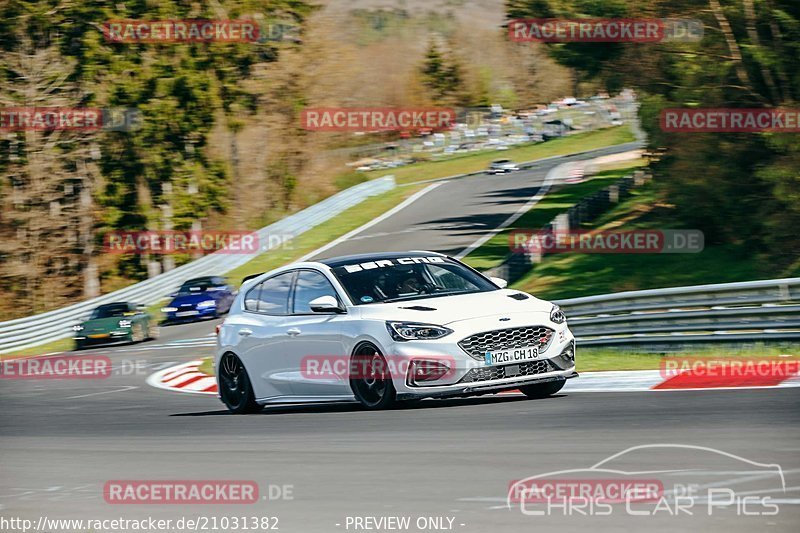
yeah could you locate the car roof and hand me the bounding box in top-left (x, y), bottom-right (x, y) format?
top-left (182, 276), bottom-right (217, 283)
top-left (318, 251), bottom-right (445, 268)
top-left (95, 302), bottom-right (131, 309)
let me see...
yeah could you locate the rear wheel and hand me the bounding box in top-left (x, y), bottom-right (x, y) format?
top-left (218, 353), bottom-right (261, 414)
top-left (519, 380), bottom-right (565, 399)
top-left (131, 322), bottom-right (146, 343)
top-left (350, 344), bottom-right (396, 410)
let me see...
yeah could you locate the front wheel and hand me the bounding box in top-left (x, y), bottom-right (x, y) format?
top-left (350, 345), bottom-right (396, 410)
top-left (519, 380), bottom-right (565, 399)
top-left (218, 353), bottom-right (262, 414)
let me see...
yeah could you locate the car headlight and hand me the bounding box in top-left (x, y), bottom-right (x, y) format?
top-left (196, 300), bottom-right (216, 309)
top-left (161, 307), bottom-right (178, 312)
top-left (386, 321), bottom-right (453, 341)
top-left (118, 319), bottom-right (132, 328)
top-left (72, 324), bottom-right (84, 332)
top-left (550, 305), bottom-right (566, 324)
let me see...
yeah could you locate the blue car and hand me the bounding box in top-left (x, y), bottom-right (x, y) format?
top-left (161, 276), bottom-right (235, 323)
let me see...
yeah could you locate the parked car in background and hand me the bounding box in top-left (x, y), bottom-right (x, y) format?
top-left (73, 302), bottom-right (156, 349)
top-left (487, 159), bottom-right (520, 174)
top-left (161, 276), bottom-right (235, 324)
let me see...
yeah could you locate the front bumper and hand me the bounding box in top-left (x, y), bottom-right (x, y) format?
top-left (74, 330), bottom-right (132, 347)
top-left (163, 306), bottom-right (216, 322)
top-left (386, 324), bottom-right (576, 400)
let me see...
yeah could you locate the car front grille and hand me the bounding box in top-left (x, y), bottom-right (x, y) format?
top-left (458, 326), bottom-right (554, 360)
top-left (458, 359), bottom-right (555, 384)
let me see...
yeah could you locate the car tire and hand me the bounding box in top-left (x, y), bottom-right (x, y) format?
top-left (519, 380), bottom-right (565, 399)
top-left (350, 344), bottom-right (396, 410)
top-left (74, 340), bottom-right (84, 351)
top-left (146, 322), bottom-right (159, 340)
top-left (131, 323), bottom-right (146, 343)
top-left (218, 353), bottom-right (262, 414)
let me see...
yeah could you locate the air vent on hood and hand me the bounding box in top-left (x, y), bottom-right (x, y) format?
top-left (507, 293), bottom-right (529, 300)
top-left (398, 305), bottom-right (437, 311)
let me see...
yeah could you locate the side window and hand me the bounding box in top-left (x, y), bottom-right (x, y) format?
top-left (244, 283), bottom-right (261, 311)
top-left (293, 270), bottom-right (338, 314)
top-left (256, 272), bottom-right (294, 315)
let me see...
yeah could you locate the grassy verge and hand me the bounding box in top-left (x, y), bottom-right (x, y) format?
top-left (462, 163), bottom-right (644, 271)
top-left (198, 357), bottom-right (214, 376)
top-left (577, 345), bottom-right (798, 372)
top-left (511, 178), bottom-right (795, 300)
top-left (0, 338), bottom-right (75, 359)
top-left (365, 126), bottom-right (635, 185)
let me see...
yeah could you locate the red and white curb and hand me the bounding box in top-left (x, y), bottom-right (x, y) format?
top-left (147, 360), bottom-right (800, 397)
top-left (146, 360), bottom-right (217, 395)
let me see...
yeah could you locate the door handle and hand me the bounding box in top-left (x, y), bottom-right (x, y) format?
top-left (286, 328), bottom-right (301, 336)
top-left (238, 328), bottom-right (253, 337)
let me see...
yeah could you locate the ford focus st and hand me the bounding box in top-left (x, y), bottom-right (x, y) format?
top-left (215, 251), bottom-right (576, 413)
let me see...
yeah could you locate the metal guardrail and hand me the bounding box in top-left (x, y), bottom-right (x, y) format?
top-left (0, 176), bottom-right (396, 353)
top-left (555, 278), bottom-right (800, 346)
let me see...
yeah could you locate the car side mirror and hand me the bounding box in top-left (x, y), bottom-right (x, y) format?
top-left (489, 276), bottom-right (508, 289)
top-left (308, 295), bottom-right (345, 313)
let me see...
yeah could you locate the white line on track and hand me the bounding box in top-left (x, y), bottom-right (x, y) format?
top-left (65, 386), bottom-right (138, 400)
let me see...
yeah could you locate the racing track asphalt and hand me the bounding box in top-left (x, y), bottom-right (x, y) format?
top-left (2, 142), bottom-right (798, 532)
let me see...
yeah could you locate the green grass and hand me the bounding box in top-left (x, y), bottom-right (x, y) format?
top-left (364, 126), bottom-right (635, 185)
top-left (198, 357), bottom-right (214, 376)
top-left (578, 345), bottom-right (798, 372)
top-left (0, 337), bottom-right (75, 359)
top-left (511, 179), bottom-right (782, 300)
top-left (334, 170), bottom-right (368, 190)
top-left (462, 165), bottom-right (642, 271)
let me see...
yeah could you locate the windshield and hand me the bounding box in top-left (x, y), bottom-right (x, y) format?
top-left (90, 304), bottom-right (131, 319)
top-left (330, 257), bottom-right (497, 305)
top-left (176, 279), bottom-right (214, 295)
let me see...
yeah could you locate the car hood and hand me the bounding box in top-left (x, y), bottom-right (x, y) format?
top-left (81, 317), bottom-right (127, 332)
top-left (168, 293), bottom-right (216, 307)
top-left (355, 289), bottom-right (552, 325)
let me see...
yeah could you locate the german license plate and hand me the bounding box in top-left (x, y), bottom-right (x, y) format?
top-left (485, 346), bottom-right (538, 366)
top-left (176, 310), bottom-right (199, 317)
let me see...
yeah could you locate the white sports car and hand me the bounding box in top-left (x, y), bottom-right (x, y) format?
top-left (215, 251), bottom-right (577, 412)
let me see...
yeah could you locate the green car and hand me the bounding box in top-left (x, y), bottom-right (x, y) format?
top-left (73, 302), bottom-right (157, 350)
